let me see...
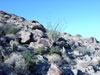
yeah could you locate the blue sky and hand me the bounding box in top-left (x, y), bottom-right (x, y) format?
top-left (0, 0), bottom-right (100, 40)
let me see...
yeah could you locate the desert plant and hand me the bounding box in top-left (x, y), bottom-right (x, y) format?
top-left (46, 30), bottom-right (60, 41)
top-left (24, 53), bottom-right (37, 71)
top-left (24, 53), bottom-right (35, 64)
top-left (0, 25), bottom-right (20, 35)
top-left (34, 46), bottom-right (47, 55)
top-left (45, 19), bottom-right (61, 41)
top-left (49, 46), bottom-right (60, 54)
top-left (5, 53), bottom-right (27, 75)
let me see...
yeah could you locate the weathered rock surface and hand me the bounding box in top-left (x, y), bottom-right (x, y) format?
top-left (32, 29), bottom-right (46, 41)
top-left (29, 42), bottom-right (44, 49)
top-left (28, 20), bottom-right (46, 32)
top-left (47, 54), bottom-right (62, 64)
top-left (37, 38), bottom-right (53, 48)
top-left (18, 30), bottom-right (32, 43)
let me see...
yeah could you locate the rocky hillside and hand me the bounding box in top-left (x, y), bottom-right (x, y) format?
top-left (0, 11), bottom-right (100, 75)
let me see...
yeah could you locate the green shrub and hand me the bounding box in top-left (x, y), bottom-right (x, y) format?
top-left (24, 53), bottom-right (34, 64)
top-left (0, 25), bottom-right (20, 35)
top-left (34, 46), bottom-right (46, 55)
top-left (49, 46), bottom-right (60, 54)
top-left (46, 30), bottom-right (60, 41)
top-left (24, 53), bottom-right (37, 71)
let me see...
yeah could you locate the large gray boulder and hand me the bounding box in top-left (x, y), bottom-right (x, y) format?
top-left (47, 63), bottom-right (65, 75)
top-left (88, 37), bottom-right (98, 43)
top-left (18, 30), bottom-right (32, 43)
top-left (32, 29), bottom-right (46, 41)
top-left (37, 38), bottom-right (53, 48)
top-left (29, 42), bottom-right (44, 49)
top-left (47, 54), bottom-right (62, 64)
top-left (28, 20), bottom-right (46, 32)
top-left (29, 38), bottom-right (53, 49)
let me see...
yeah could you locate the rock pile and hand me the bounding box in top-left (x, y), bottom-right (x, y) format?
top-left (0, 11), bottom-right (100, 75)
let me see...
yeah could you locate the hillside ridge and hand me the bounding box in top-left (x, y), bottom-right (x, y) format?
top-left (0, 10), bottom-right (100, 75)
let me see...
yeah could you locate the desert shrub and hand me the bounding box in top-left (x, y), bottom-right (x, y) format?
top-left (0, 25), bottom-right (20, 35)
top-left (24, 53), bottom-right (37, 71)
top-left (5, 53), bottom-right (27, 75)
top-left (46, 30), bottom-right (60, 41)
top-left (34, 46), bottom-right (47, 55)
top-left (24, 53), bottom-right (36, 64)
top-left (10, 40), bottom-right (18, 50)
top-left (49, 46), bottom-right (60, 54)
top-left (45, 20), bottom-right (61, 41)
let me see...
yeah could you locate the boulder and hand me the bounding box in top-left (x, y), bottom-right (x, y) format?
top-left (29, 42), bottom-right (44, 49)
top-left (61, 47), bottom-right (72, 64)
top-left (77, 70), bottom-right (86, 75)
top-left (34, 58), bottom-right (49, 75)
top-left (61, 33), bottom-right (72, 39)
top-left (76, 59), bottom-right (89, 72)
top-left (18, 30), bottom-right (32, 43)
top-left (95, 71), bottom-right (100, 75)
top-left (5, 34), bottom-right (17, 43)
top-left (53, 37), bottom-right (68, 48)
top-left (37, 55), bottom-right (47, 63)
top-left (47, 63), bottom-right (65, 75)
top-left (75, 34), bottom-right (82, 37)
top-left (72, 36), bottom-right (81, 41)
top-left (84, 37), bottom-right (98, 45)
top-left (4, 53), bottom-right (29, 75)
top-left (47, 54), bottom-right (62, 64)
top-left (73, 50), bottom-right (80, 56)
top-left (0, 20), bottom-right (6, 27)
top-left (85, 66), bottom-right (95, 74)
top-left (63, 32), bottom-right (72, 36)
top-left (37, 38), bottom-right (53, 48)
top-left (32, 29), bottom-right (46, 41)
top-left (28, 20), bottom-right (46, 32)
top-left (17, 44), bottom-right (28, 51)
top-left (0, 64), bottom-right (7, 75)
top-left (91, 56), bottom-right (100, 66)
top-left (89, 37), bottom-right (98, 43)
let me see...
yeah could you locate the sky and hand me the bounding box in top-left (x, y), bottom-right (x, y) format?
top-left (0, 0), bottom-right (100, 40)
